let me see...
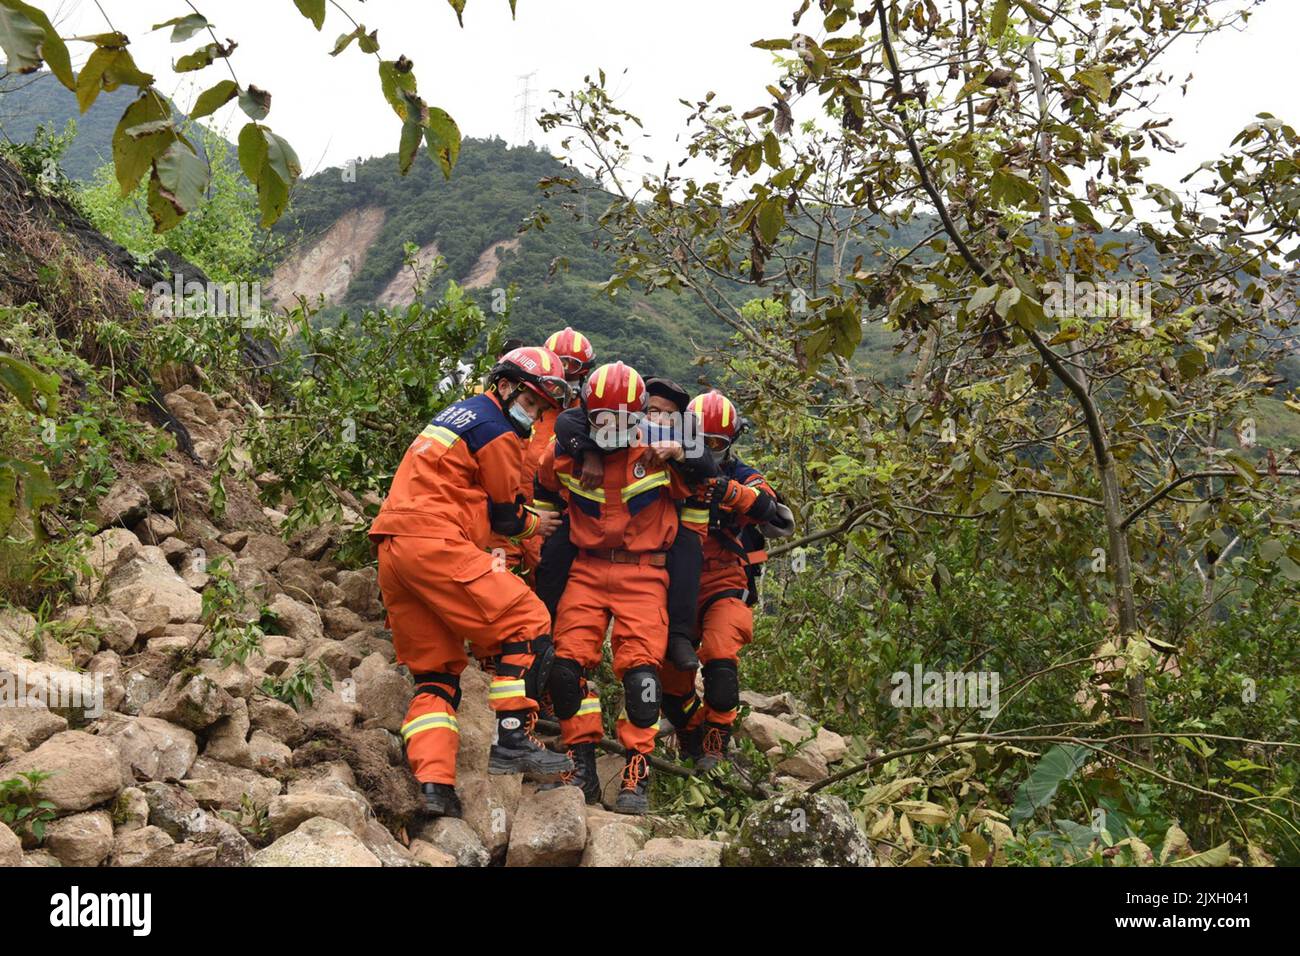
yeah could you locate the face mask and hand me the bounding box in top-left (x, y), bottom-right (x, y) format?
top-left (508, 403), bottom-right (535, 433)
top-left (639, 421), bottom-right (679, 446)
top-left (708, 445), bottom-right (729, 466)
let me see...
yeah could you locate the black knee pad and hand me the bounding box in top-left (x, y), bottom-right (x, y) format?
top-left (622, 665), bottom-right (661, 728)
top-left (525, 633), bottom-right (555, 702)
top-left (702, 659), bottom-right (739, 712)
top-left (547, 657), bottom-right (585, 719)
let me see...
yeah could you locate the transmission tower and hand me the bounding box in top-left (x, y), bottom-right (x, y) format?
top-left (515, 70), bottom-right (538, 146)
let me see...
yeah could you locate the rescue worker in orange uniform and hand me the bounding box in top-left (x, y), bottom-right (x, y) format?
top-left (369, 346), bottom-right (576, 818)
top-left (485, 328), bottom-right (595, 582)
top-left (661, 390), bottom-right (795, 773)
top-left (544, 376), bottom-right (711, 671)
top-left (534, 362), bottom-right (712, 814)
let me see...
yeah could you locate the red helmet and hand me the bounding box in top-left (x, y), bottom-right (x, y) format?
top-left (583, 362), bottom-right (646, 450)
top-left (544, 327), bottom-right (596, 380)
top-left (490, 346), bottom-right (571, 409)
top-left (687, 390), bottom-right (742, 445)
top-left (582, 361), bottom-right (647, 415)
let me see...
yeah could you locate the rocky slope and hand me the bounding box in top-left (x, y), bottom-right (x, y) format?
top-left (0, 379), bottom-right (875, 867)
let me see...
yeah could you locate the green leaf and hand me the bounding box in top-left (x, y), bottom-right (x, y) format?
top-left (150, 140), bottom-right (210, 228)
top-left (1076, 67), bottom-right (1112, 104)
top-left (1168, 841), bottom-right (1231, 867)
top-left (446, 0), bottom-right (466, 26)
top-left (756, 198), bottom-right (784, 245)
top-left (968, 283), bottom-right (1000, 314)
top-left (190, 79), bottom-right (238, 120)
top-left (398, 94), bottom-right (427, 175)
top-left (237, 122), bottom-right (269, 184)
top-left (151, 13), bottom-right (209, 43)
top-left (0, 1), bottom-right (74, 88)
top-left (989, 0), bottom-right (1010, 36)
top-left (111, 90), bottom-right (174, 197)
top-left (0, 353), bottom-right (60, 413)
top-left (1010, 745), bottom-right (1092, 826)
top-left (238, 85), bottom-right (272, 121)
top-left (293, 0), bottom-right (326, 30)
top-left (378, 58), bottom-right (418, 119)
top-left (175, 41), bottom-right (223, 73)
top-left (424, 107), bottom-right (461, 179)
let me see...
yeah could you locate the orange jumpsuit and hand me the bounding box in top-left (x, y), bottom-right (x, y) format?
top-left (535, 444), bottom-right (707, 755)
top-left (661, 460), bottom-right (775, 730)
top-left (369, 391), bottom-right (547, 786)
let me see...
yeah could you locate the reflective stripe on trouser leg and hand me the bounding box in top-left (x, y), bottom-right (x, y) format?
top-left (401, 693), bottom-right (460, 785)
top-left (616, 710), bottom-right (659, 755)
top-left (490, 648), bottom-right (538, 713)
top-left (559, 687), bottom-right (603, 746)
top-left (660, 668), bottom-right (705, 732)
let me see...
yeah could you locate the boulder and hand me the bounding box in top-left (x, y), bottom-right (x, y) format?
top-left (581, 821), bottom-right (647, 867)
top-left (140, 842), bottom-right (219, 866)
top-left (247, 730), bottom-right (292, 774)
top-left (0, 608), bottom-right (36, 656)
top-left (266, 593), bottom-right (324, 643)
top-left (249, 816), bottom-right (381, 867)
top-left (0, 824), bottom-right (23, 866)
top-left (505, 784), bottom-right (588, 867)
top-left (287, 523), bottom-right (342, 561)
top-left (0, 730), bottom-right (127, 812)
top-left (87, 651), bottom-right (126, 713)
top-left (735, 712), bottom-right (806, 752)
top-left (75, 528), bottom-right (142, 602)
top-left (202, 699), bottom-right (252, 768)
top-left (457, 774), bottom-right (521, 862)
top-left (93, 478), bottom-right (149, 530)
top-left (359, 818), bottom-right (417, 867)
top-left (96, 714), bottom-right (198, 782)
top-left (416, 816), bottom-right (490, 867)
top-left (632, 836), bottom-right (725, 867)
top-left (0, 650), bottom-right (103, 721)
top-left (336, 568), bottom-right (380, 617)
top-left (241, 533), bottom-right (291, 572)
top-left (409, 839), bottom-right (457, 867)
top-left (43, 810), bottom-right (114, 866)
top-left (102, 548), bottom-right (203, 629)
top-left (811, 726), bottom-right (848, 764)
top-left (133, 513), bottom-right (178, 546)
top-left (138, 468), bottom-right (177, 514)
top-left (181, 757), bottom-right (281, 810)
top-left (721, 792), bottom-right (875, 867)
top-left (266, 792), bottom-right (368, 838)
top-left (247, 695), bottom-right (306, 746)
top-left (276, 557), bottom-right (326, 602)
top-left (321, 606), bottom-right (365, 639)
top-left (109, 825), bottom-right (174, 867)
top-left (773, 746), bottom-right (829, 782)
top-left (143, 673), bottom-right (236, 731)
top-left (112, 787), bottom-right (150, 831)
top-left (353, 653), bottom-right (410, 733)
top-left (0, 698), bottom-right (66, 754)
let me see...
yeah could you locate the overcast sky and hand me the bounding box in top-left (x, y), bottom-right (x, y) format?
top-left (38, 0), bottom-right (1300, 193)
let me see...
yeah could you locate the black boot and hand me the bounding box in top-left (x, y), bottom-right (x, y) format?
top-left (666, 635), bottom-right (699, 671)
top-left (489, 711), bottom-right (575, 776)
top-left (676, 724), bottom-right (704, 764)
top-left (614, 751), bottom-right (651, 815)
top-left (694, 722), bottom-right (732, 773)
top-left (540, 741), bottom-right (601, 804)
top-left (421, 782), bottom-right (462, 818)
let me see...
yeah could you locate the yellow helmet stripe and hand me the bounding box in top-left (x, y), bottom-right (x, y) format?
top-left (594, 364), bottom-right (610, 398)
top-left (626, 369), bottom-right (639, 403)
top-left (721, 397), bottom-right (732, 428)
top-left (546, 332), bottom-right (559, 350)
top-left (572, 331), bottom-right (586, 353)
